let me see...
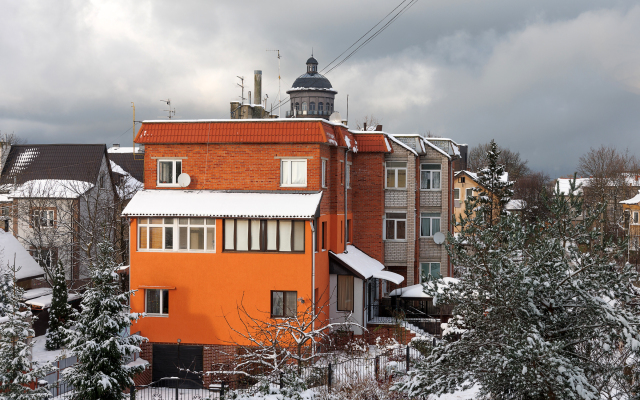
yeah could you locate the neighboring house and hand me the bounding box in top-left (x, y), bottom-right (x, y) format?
top-left (620, 191), bottom-right (640, 256)
top-left (453, 170), bottom-right (509, 231)
top-left (123, 119), bottom-right (407, 383)
top-left (382, 134), bottom-right (455, 286)
top-left (0, 144), bottom-right (117, 285)
top-left (0, 229), bottom-right (45, 289)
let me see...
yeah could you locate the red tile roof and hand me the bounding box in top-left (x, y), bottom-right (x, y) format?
top-left (352, 134), bottom-right (392, 153)
top-left (135, 120), bottom-right (356, 149)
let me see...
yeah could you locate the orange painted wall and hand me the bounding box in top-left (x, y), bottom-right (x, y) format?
top-left (130, 218), bottom-right (319, 345)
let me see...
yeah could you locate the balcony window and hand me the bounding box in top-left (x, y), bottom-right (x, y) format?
top-left (224, 219), bottom-right (305, 253)
top-left (138, 217), bottom-right (215, 252)
top-left (421, 164), bottom-right (441, 190)
top-left (386, 162), bottom-right (407, 189)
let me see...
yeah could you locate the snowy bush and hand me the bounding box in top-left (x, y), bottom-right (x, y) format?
top-left (46, 260), bottom-right (73, 350)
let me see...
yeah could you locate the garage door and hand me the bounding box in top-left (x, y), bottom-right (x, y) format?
top-left (152, 344), bottom-right (203, 388)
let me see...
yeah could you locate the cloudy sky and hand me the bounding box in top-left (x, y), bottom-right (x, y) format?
top-left (1, 0), bottom-right (639, 176)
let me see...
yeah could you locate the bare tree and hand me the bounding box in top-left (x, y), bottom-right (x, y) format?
top-left (577, 145), bottom-right (640, 239)
top-left (0, 131), bottom-right (27, 145)
top-left (513, 171), bottom-right (552, 223)
top-left (355, 115), bottom-right (381, 131)
top-left (467, 142), bottom-right (530, 181)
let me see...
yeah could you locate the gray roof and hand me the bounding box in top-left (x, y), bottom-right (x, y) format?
top-left (290, 72), bottom-right (334, 90)
top-left (0, 144), bottom-right (106, 186)
top-left (108, 153), bottom-right (144, 182)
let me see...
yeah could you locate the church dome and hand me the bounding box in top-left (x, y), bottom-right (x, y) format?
top-left (289, 55), bottom-right (335, 91)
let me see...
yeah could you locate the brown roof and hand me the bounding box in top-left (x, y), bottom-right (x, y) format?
top-left (351, 133), bottom-right (392, 153)
top-left (108, 153), bottom-right (144, 182)
top-left (0, 144), bottom-right (106, 185)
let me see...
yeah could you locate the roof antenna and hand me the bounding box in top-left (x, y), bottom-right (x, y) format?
top-left (160, 99), bottom-right (175, 119)
top-left (266, 50), bottom-right (282, 116)
top-left (236, 76), bottom-right (246, 105)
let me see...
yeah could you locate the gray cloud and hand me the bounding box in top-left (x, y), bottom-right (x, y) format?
top-left (1, 0), bottom-right (639, 176)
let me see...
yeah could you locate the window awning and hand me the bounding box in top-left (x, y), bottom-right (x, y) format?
top-left (122, 190), bottom-right (323, 219)
top-left (329, 245), bottom-right (404, 285)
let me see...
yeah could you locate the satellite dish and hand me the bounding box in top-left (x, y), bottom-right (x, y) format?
top-left (433, 232), bottom-right (445, 245)
top-left (329, 111), bottom-right (342, 124)
top-left (177, 173), bottom-right (191, 188)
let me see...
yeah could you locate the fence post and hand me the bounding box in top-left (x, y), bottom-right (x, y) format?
top-left (406, 345), bottom-right (410, 372)
top-left (175, 378), bottom-right (179, 400)
top-left (220, 382), bottom-right (225, 400)
top-left (130, 385), bottom-right (135, 400)
top-left (375, 356), bottom-right (380, 381)
top-left (328, 363), bottom-right (332, 392)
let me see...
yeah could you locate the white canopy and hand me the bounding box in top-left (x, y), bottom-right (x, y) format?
top-left (123, 190), bottom-right (323, 219)
top-left (0, 231), bottom-right (45, 281)
top-left (330, 245), bottom-right (404, 284)
top-left (389, 278), bottom-right (460, 298)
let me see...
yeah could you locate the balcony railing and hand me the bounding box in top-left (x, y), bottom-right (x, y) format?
top-left (285, 110), bottom-right (333, 118)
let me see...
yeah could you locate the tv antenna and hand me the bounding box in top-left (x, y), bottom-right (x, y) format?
top-left (237, 76), bottom-right (246, 105)
top-left (266, 49), bottom-right (281, 116)
top-left (160, 99), bottom-right (176, 119)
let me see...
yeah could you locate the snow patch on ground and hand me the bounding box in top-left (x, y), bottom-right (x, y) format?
top-left (430, 384), bottom-right (481, 399)
top-left (31, 335), bottom-right (70, 364)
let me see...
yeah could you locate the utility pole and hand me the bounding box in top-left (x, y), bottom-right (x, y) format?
top-left (267, 49), bottom-right (281, 116)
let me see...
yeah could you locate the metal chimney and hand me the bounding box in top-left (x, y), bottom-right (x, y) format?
top-left (254, 70), bottom-right (262, 105)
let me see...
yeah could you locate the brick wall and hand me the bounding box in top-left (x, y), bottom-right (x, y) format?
top-left (385, 190), bottom-right (408, 207)
top-left (352, 153), bottom-right (384, 263)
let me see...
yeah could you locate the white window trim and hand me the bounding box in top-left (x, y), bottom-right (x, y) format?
top-left (420, 262), bottom-right (442, 283)
top-left (385, 162), bottom-right (408, 190)
top-left (420, 163), bottom-right (442, 191)
top-left (138, 218), bottom-right (216, 253)
top-left (454, 188), bottom-right (460, 200)
top-left (280, 159), bottom-right (308, 188)
top-left (466, 188), bottom-right (474, 199)
top-left (32, 209), bottom-right (55, 229)
top-left (420, 214), bottom-right (441, 238)
top-left (145, 289), bottom-right (169, 317)
top-left (156, 159), bottom-right (182, 187)
top-left (384, 211), bottom-right (407, 242)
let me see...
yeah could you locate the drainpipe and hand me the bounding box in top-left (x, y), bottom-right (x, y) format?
top-left (344, 147), bottom-right (349, 254)
top-left (311, 220), bottom-right (316, 329)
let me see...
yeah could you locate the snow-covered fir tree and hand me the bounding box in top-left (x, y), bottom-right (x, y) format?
top-left (45, 260), bottom-right (73, 350)
top-left (0, 263), bottom-right (51, 400)
top-left (396, 178), bottom-right (640, 399)
top-left (62, 242), bottom-right (146, 400)
top-left (471, 139), bottom-right (514, 226)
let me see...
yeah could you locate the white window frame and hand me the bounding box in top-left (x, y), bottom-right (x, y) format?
top-left (420, 213), bottom-right (441, 237)
top-left (384, 212), bottom-right (407, 241)
top-left (145, 289), bottom-right (169, 316)
top-left (280, 159), bottom-right (307, 188)
top-left (32, 209), bottom-right (55, 228)
top-left (385, 161), bottom-right (407, 189)
top-left (454, 188), bottom-right (460, 200)
top-left (321, 159), bottom-right (327, 188)
top-left (138, 217), bottom-right (216, 252)
top-left (420, 163), bottom-right (441, 191)
top-left (420, 262), bottom-right (441, 282)
top-left (157, 159), bottom-right (182, 187)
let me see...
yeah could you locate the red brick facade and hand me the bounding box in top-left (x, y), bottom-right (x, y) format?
top-left (352, 152), bottom-right (385, 263)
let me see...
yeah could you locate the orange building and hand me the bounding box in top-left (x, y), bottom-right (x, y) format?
top-left (123, 119), bottom-right (406, 382)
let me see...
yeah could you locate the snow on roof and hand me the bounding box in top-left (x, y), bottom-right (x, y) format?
top-left (140, 117), bottom-right (348, 127)
top-left (0, 231), bottom-right (45, 281)
top-left (330, 245), bottom-right (404, 284)
top-left (107, 146), bottom-right (143, 154)
top-left (555, 178), bottom-right (588, 195)
top-left (9, 147), bottom-right (40, 176)
top-left (455, 170), bottom-right (478, 181)
top-left (23, 287), bottom-right (53, 301)
top-left (621, 190), bottom-right (640, 205)
top-left (25, 292), bottom-right (81, 309)
top-left (110, 160), bottom-right (143, 199)
top-left (506, 199), bottom-right (526, 210)
top-left (0, 193), bottom-right (10, 202)
top-left (389, 278), bottom-right (459, 298)
top-left (123, 190), bottom-right (323, 219)
top-left (421, 138), bottom-right (451, 159)
top-left (385, 134), bottom-right (418, 156)
top-left (9, 179), bottom-right (94, 199)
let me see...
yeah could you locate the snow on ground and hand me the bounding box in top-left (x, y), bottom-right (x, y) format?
top-left (430, 384), bottom-right (481, 399)
top-left (31, 335), bottom-right (70, 364)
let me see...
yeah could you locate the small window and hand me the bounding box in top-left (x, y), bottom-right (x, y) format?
top-left (31, 248), bottom-right (57, 269)
top-left (302, 102), bottom-right (308, 112)
top-left (319, 102), bottom-right (324, 112)
top-left (634, 212), bottom-right (639, 224)
top-left (337, 275), bottom-right (354, 311)
top-left (310, 102), bottom-right (316, 111)
top-left (386, 162), bottom-right (407, 189)
top-left (100, 175), bottom-right (105, 189)
top-left (321, 221), bottom-right (327, 250)
top-left (295, 102), bottom-right (300, 111)
top-left (346, 219), bottom-right (351, 243)
top-left (146, 289), bottom-right (169, 315)
top-left (421, 213), bottom-right (441, 237)
top-left (346, 163), bottom-right (351, 188)
top-left (272, 291), bottom-right (297, 318)
top-left (421, 164), bottom-right (441, 190)
top-left (421, 262), bottom-right (441, 281)
top-left (466, 188), bottom-right (474, 199)
top-left (385, 212), bottom-right (406, 240)
top-left (459, 177), bottom-right (466, 183)
top-left (321, 160), bottom-right (327, 188)
top-left (281, 159), bottom-right (307, 187)
top-left (157, 160), bottom-right (182, 186)
top-left (454, 188), bottom-right (460, 200)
